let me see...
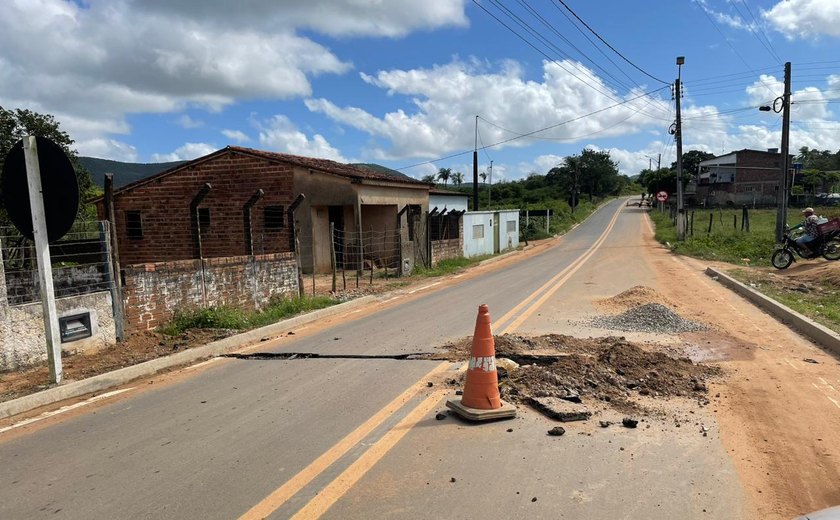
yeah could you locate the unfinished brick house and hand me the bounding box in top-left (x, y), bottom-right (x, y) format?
top-left (696, 149), bottom-right (795, 206)
top-left (93, 147), bottom-right (433, 330)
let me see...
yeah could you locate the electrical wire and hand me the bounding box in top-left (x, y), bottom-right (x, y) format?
top-left (396, 86), bottom-right (669, 171)
top-left (551, 0), bottom-right (670, 85)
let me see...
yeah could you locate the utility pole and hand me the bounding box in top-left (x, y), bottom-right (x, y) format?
top-left (674, 56), bottom-right (686, 241)
top-left (488, 160), bottom-right (493, 208)
top-left (775, 62), bottom-right (792, 243)
top-left (473, 115), bottom-right (479, 211)
top-left (657, 153), bottom-right (661, 170)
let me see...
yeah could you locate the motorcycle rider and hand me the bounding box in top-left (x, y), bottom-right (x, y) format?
top-left (793, 207), bottom-right (820, 256)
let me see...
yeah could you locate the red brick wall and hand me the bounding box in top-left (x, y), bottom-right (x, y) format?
top-left (736, 151), bottom-right (783, 183)
top-left (122, 253), bottom-right (297, 332)
top-left (431, 219), bottom-right (464, 264)
top-left (99, 151), bottom-right (294, 265)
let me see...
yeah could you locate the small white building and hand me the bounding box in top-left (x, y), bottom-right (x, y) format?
top-left (427, 190), bottom-right (519, 259)
top-left (463, 209), bottom-right (520, 257)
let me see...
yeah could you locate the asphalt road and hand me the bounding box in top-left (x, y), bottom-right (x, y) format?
top-left (0, 199), bottom-right (743, 519)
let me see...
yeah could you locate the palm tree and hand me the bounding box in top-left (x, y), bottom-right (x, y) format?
top-left (437, 167), bottom-right (452, 186)
top-left (452, 171), bottom-right (464, 187)
top-left (421, 174), bottom-right (436, 183)
top-left (480, 171), bottom-right (487, 184)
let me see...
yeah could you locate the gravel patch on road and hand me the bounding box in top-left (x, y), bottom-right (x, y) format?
top-left (590, 303), bottom-right (706, 334)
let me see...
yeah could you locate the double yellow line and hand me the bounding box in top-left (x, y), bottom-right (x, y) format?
top-left (240, 201), bottom-right (625, 520)
top-left (493, 201), bottom-right (625, 334)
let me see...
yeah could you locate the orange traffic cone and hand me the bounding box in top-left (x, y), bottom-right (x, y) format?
top-left (446, 304), bottom-right (516, 421)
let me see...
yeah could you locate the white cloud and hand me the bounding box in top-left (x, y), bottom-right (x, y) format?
top-left (151, 142), bottom-right (218, 162)
top-left (306, 59), bottom-right (670, 161)
top-left (77, 138), bottom-right (139, 162)
top-left (222, 129), bottom-right (251, 143)
top-left (257, 115), bottom-right (347, 162)
top-left (764, 0), bottom-right (840, 38)
top-left (132, 0), bottom-right (469, 38)
top-left (176, 115), bottom-right (204, 129)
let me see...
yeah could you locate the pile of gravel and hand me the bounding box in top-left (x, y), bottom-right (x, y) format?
top-left (590, 303), bottom-right (705, 334)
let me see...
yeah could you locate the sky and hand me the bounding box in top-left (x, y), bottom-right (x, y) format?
top-left (1, 0), bottom-right (839, 182)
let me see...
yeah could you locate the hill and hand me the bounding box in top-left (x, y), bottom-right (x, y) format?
top-left (79, 157), bottom-right (186, 188)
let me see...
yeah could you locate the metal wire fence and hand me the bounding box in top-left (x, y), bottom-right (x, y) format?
top-left (0, 220), bottom-right (114, 306)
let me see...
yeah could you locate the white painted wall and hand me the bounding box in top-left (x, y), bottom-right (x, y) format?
top-left (430, 192), bottom-right (468, 213)
top-left (463, 209), bottom-right (520, 257)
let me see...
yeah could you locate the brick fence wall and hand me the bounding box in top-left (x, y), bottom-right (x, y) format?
top-left (123, 253), bottom-right (298, 332)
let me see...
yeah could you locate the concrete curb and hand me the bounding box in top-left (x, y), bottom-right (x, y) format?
top-left (705, 267), bottom-right (840, 356)
top-left (0, 295), bottom-right (377, 420)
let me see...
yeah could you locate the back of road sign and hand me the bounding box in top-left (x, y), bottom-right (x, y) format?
top-left (1, 136), bottom-right (79, 242)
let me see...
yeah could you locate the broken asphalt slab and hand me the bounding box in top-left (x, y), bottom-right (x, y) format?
top-left (528, 396), bottom-right (592, 422)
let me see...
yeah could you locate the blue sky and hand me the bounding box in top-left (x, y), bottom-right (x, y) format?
top-left (1, 0), bottom-right (839, 181)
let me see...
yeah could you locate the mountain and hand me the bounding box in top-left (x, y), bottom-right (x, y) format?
top-left (79, 157), bottom-right (186, 188)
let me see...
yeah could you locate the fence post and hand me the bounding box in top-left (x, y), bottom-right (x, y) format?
top-left (99, 221), bottom-right (125, 342)
top-left (103, 174), bottom-right (125, 341)
top-left (330, 223), bottom-right (336, 293)
top-left (745, 207), bottom-right (751, 232)
top-left (690, 211), bottom-right (694, 236)
top-left (708, 213), bottom-right (714, 234)
top-left (733, 214), bottom-right (737, 230)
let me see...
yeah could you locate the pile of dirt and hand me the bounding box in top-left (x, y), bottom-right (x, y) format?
top-left (596, 286), bottom-right (674, 312)
top-left (434, 334), bottom-right (720, 414)
top-left (782, 262), bottom-right (840, 289)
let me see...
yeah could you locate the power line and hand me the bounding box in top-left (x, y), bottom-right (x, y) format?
top-left (396, 86), bottom-right (669, 171)
top-left (730, 0), bottom-right (782, 64)
top-left (739, 0), bottom-right (782, 63)
top-left (473, 0), bottom-right (672, 122)
top-left (551, 0), bottom-right (670, 85)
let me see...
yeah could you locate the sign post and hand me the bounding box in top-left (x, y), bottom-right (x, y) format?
top-left (656, 191), bottom-right (669, 213)
top-left (22, 137), bottom-right (63, 383)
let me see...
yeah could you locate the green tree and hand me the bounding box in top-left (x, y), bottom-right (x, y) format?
top-left (421, 174), bottom-right (437, 183)
top-left (437, 167), bottom-right (451, 187)
top-left (452, 171), bottom-right (464, 187)
top-left (671, 150), bottom-right (715, 179)
top-left (0, 107), bottom-right (97, 219)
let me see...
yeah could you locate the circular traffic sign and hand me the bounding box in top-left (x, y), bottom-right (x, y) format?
top-left (656, 191), bottom-right (669, 202)
top-left (1, 137), bottom-right (79, 242)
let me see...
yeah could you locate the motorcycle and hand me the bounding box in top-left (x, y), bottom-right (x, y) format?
top-left (771, 224), bottom-right (840, 269)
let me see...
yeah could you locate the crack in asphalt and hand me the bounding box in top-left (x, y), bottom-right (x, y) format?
top-left (221, 352), bottom-right (433, 361)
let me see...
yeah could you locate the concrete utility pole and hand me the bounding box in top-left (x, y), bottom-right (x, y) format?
top-left (675, 56), bottom-right (686, 241)
top-left (23, 137), bottom-right (62, 383)
top-left (775, 62), bottom-right (792, 243)
top-left (473, 115), bottom-right (479, 211)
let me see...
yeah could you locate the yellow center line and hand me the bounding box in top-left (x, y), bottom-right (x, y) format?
top-left (241, 201), bottom-right (624, 520)
top-left (497, 202), bottom-right (624, 334)
top-left (237, 361), bottom-right (449, 520)
top-left (290, 388), bottom-right (450, 520)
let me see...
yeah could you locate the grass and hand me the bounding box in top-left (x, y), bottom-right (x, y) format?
top-left (413, 254), bottom-right (494, 278)
top-left (649, 206), bottom-right (840, 266)
top-left (160, 295), bottom-right (337, 335)
top-left (728, 268), bottom-right (840, 334)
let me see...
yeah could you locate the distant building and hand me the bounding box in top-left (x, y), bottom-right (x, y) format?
top-left (696, 149), bottom-right (794, 206)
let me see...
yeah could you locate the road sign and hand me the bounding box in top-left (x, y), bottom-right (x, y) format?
top-left (656, 191), bottom-right (669, 202)
top-left (1, 136), bottom-right (79, 242)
